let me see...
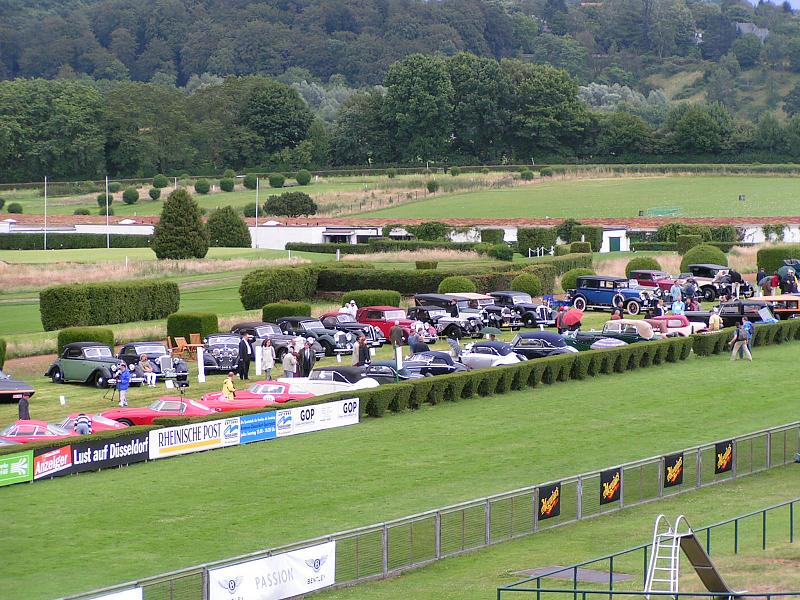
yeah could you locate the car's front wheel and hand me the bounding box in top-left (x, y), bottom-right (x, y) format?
top-left (51, 368), bottom-right (63, 384)
top-left (523, 314), bottom-right (536, 327)
top-left (702, 286), bottom-right (716, 301)
top-left (626, 300), bottom-right (641, 315)
top-left (443, 325), bottom-right (463, 339)
top-left (573, 296), bottom-right (587, 311)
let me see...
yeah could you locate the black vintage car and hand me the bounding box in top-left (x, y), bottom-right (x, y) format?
top-left (413, 294), bottom-right (484, 337)
top-left (680, 264), bottom-right (754, 301)
top-left (0, 370), bottom-right (35, 403)
top-left (202, 334), bottom-right (241, 373)
top-left (276, 317), bottom-right (355, 356)
top-left (363, 361), bottom-right (424, 384)
top-left (319, 312), bottom-right (387, 347)
top-left (402, 351), bottom-right (470, 376)
top-left (406, 305), bottom-right (479, 339)
top-left (117, 342), bottom-right (189, 380)
top-left (230, 322), bottom-right (324, 359)
top-left (509, 332), bottom-right (579, 359)
top-left (489, 291), bottom-right (555, 327)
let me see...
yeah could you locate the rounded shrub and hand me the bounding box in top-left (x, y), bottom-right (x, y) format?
top-left (561, 267), bottom-right (596, 292)
top-left (415, 261), bottom-right (438, 270)
top-left (73, 208), bottom-right (91, 215)
top-left (386, 168), bottom-right (397, 179)
top-left (268, 173), bottom-right (285, 188)
top-left (262, 301), bottom-right (312, 323)
top-left (243, 174), bottom-right (258, 190)
top-left (426, 179), bottom-right (439, 193)
top-left (625, 256), bottom-right (662, 278)
top-left (122, 187), bottom-right (139, 204)
top-left (570, 241), bottom-right (592, 253)
top-left (108, 182), bottom-right (123, 193)
top-left (219, 178), bottom-right (235, 192)
top-left (520, 169), bottom-right (534, 181)
top-left (450, 166), bottom-right (462, 176)
top-left (437, 276), bottom-right (477, 294)
top-left (207, 206), bottom-right (251, 247)
top-left (96, 193), bottom-right (113, 207)
top-left (481, 167), bottom-right (490, 174)
top-left (98, 207), bottom-right (114, 216)
top-left (511, 273), bottom-right (542, 297)
top-left (242, 204), bottom-right (257, 218)
top-left (677, 234), bottom-right (703, 255)
top-left (153, 174), bottom-right (169, 188)
top-left (194, 179), bottom-right (211, 194)
top-left (149, 188), bottom-right (162, 200)
top-left (295, 169), bottom-right (312, 186)
top-left (7, 203), bottom-right (22, 214)
top-left (223, 169), bottom-right (236, 179)
top-left (489, 244), bottom-right (514, 261)
top-left (343, 289), bottom-right (402, 307)
top-left (57, 327), bottom-right (114, 354)
top-left (539, 167), bottom-right (553, 177)
top-left (680, 244), bottom-right (728, 272)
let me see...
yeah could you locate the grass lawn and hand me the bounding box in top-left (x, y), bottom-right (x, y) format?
top-left (321, 466), bottom-right (800, 600)
top-left (3, 342), bottom-right (800, 598)
top-left (360, 175), bottom-right (800, 219)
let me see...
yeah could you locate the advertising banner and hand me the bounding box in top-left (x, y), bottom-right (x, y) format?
top-left (599, 467), bottom-right (621, 505)
top-left (32, 433), bottom-right (151, 480)
top-left (537, 482), bottom-right (561, 520)
top-left (663, 452), bottom-right (684, 488)
top-left (149, 418), bottom-right (240, 459)
top-left (208, 541), bottom-right (336, 600)
top-left (34, 445), bottom-right (73, 480)
top-left (239, 412), bottom-right (277, 444)
top-left (0, 450), bottom-right (33, 487)
top-left (715, 440), bottom-right (734, 474)
top-left (275, 399), bottom-right (359, 438)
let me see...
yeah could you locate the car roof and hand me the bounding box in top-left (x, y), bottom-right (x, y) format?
top-left (414, 293), bottom-right (455, 301)
top-left (412, 351), bottom-right (453, 361)
top-left (516, 331), bottom-right (566, 343)
top-left (630, 269), bottom-right (668, 275)
top-left (362, 305), bottom-right (404, 311)
top-left (688, 264), bottom-right (728, 269)
top-left (578, 275), bottom-right (626, 282)
top-left (444, 293), bottom-right (493, 300)
top-left (63, 342), bottom-right (112, 349)
top-left (472, 340), bottom-right (512, 350)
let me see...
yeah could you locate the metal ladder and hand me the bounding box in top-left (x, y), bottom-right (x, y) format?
top-left (644, 515), bottom-right (692, 598)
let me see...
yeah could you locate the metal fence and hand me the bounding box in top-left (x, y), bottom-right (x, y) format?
top-left (497, 497), bottom-right (799, 597)
top-left (65, 421), bottom-right (800, 600)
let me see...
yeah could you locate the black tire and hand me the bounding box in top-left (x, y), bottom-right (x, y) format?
top-left (94, 372), bottom-right (109, 389)
top-left (321, 341), bottom-right (334, 356)
top-left (444, 325), bottom-right (463, 339)
top-left (117, 419), bottom-right (134, 427)
top-left (51, 368), bottom-right (63, 384)
top-left (625, 300), bottom-right (641, 316)
top-left (523, 314), bottom-right (536, 328)
top-left (573, 296), bottom-right (587, 311)
top-left (702, 286), bottom-right (716, 301)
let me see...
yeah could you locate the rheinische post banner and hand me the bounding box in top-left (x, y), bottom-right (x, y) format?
top-left (149, 418), bottom-right (240, 459)
top-left (208, 540), bottom-right (336, 600)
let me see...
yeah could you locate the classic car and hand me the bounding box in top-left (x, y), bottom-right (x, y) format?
top-left (102, 397), bottom-right (217, 426)
top-left (363, 361), bottom-right (425, 384)
top-left (57, 413), bottom-right (129, 433)
top-left (46, 342), bottom-right (142, 389)
top-left (402, 351), bottom-right (470, 376)
top-left (407, 305), bottom-right (482, 339)
top-left (230, 322), bottom-right (324, 360)
top-left (628, 270), bottom-right (680, 296)
top-left (0, 370), bottom-right (35, 403)
top-left (276, 317), bottom-right (355, 356)
top-left (489, 291), bottom-right (556, 327)
top-left (201, 334), bottom-right (241, 373)
top-left (319, 312), bottom-right (386, 347)
top-left (509, 332), bottom-right (579, 359)
top-left (201, 380), bottom-right (314, 409)
top-left (279, 366), bottom-right (380, 395)
top-left (566, 276), bottom-right (654, 315)
top-left (645, 315), bottom-right (707, 336)
top-left (117, 342), bottom-right (189, 379)
top-left (718, 300), bottom-right (778, 327)
top-left (680, 264), bottom-right (754, 301)
top-left (355, 306), bottom-right (438, 343)
top-left (445, 293), bottom-right (523, 330)
top-left (564, 319), bottom-right (660, 351)
top-left (754, 295), bottom-right (800, 320)
top-left (460, 341), bottom-right (526, 370)
top-left (413, 294), bottom-right (484, 336)
top-left (0, 420), bottom-right (73, 444)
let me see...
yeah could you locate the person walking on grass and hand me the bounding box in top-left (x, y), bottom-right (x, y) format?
top-left (260, 339), bottom-right (276, 380)
top-left (729, 321), bottom-right (752, 361)
top-left (282, 346), bottom-right (297, 378)
top-left (117, 362), bottom-right (131, 407)
top-left (222, 372), bottom-right (236, 401)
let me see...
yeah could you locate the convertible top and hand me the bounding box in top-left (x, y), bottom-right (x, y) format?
top-left (62, 341), bottom-right (113, 350)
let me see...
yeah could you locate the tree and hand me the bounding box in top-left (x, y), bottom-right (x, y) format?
top-left (240, 80), bottom-right (313, 155)
top-left (330, 89), bottom-right (391, 165)
top-left (755, 113), bottom-right (787, 152)
top-left (705, 66), bottom-right (736, 107)
top-left (152, 188), bottom-right (209, 259)
top-left (783, 82), bottom-right (800, 117)
top-left (732, 34), bottom-right (763, 68)
top-left (669, 103), bottom-right (732, 153)
top-left (263, 192), bottom-right (318, 218)
top-left (122, 187), bottom-right (139, 204)
top-left (206, 206), bottom-right (251, 247)
top-left (597, 112), bottom-right (651, 155)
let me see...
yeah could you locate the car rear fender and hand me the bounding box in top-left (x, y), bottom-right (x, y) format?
top-left (87, 367), bottom-right (112, 383)
top-left (352, 377), bottom-right (380, 390)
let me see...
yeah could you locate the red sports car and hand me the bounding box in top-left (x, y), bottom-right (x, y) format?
top-left (57, 413), bottom-right (129, 433)
top-left (0, 420), bottom-right (73, 444)
top-left (201, 381), bottom-right (314, 412)
top-left (101, 397), bottom-right (216, 426)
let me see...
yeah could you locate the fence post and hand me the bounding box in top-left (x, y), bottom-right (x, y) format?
top-left (485, 499), bottom-right (492, 546)
top-left (435, 511), bottom-right (441, 559)
top-left (766, 431), bottom-right (772, 469)
top-left (696, 447), bottom-right (702, 488)
top-left (381, 524), bottom-right (388, 576)
top-left (733, 439), bottom-right (738, 479)
top-left (658, 457), bottom-right (664, 497)
top-left (576, 477), bottom-right (583, 520)
top-left (619, 468), bottom-right (625, 509)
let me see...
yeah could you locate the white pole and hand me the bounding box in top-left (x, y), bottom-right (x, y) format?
top-left (254, 177), bottom-right (259, 249)
top-left (105, 176), bottom-right (110, 249)
top-left (254, 344), bottom-right (263, 376)
top-left (395, 346), bottom-right (403, 370)
top-left (197, 347), bottom-right (206, 383)
top-left (43, 176), bottom-right (47, 250)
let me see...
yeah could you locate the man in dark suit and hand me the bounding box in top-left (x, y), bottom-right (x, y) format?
top-left (237, 333), bottom-right (254, 380)
top-left (299, 340), bottom-right (316, 377)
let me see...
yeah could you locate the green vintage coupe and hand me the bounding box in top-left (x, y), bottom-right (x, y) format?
top-left (46, 342), bottom-right (137, 388)
top-left (563, 319), bottom-right (661, 351)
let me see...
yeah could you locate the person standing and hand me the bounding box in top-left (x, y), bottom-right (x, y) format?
top-left (741, 315), bottom-right (754, 355)
top-left (407, 328), bottom-right (420, 349)
top-left (237, 333), bottom-right (254, 380)
top-left (74, 413), bottom-right (92, 435)
top-left (671, 298), bottom-right (685, 315)
top-left (18, 395), bottom-right (30, 420)
top-left (117, 362), bottom-right (131, 407)
top-left (282, 347), bottom-right (297, 378)
top-left (261, 339), bottom-right (276, 380)
top-left (299, 340), bottom-right (316, 377)
top-left (756, 267), bottom-right (768, 296)
top-left (669, 281), bottom-right (683, 303)
top-left (772, 271), bottom-right (781, 294)
top-left (729, 268), bottom-right (743, 299)
top-left (389, 320), bottom-right (405, 347)
top-left (729, 321), bottom-right (752, 361)
top-left (708, 307), bottom-right (723, 331)
top-left (222, 372), bottom-right (236, 400)
top-left (139, 354), bottom-right (157, 387)
top-left (355, 335), bottom-right (371, 366)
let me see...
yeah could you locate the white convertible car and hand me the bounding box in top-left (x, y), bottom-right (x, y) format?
top-left (460, 341), bottom-right (526, 370)
top-left (279, 366), bottom-right (379, 395)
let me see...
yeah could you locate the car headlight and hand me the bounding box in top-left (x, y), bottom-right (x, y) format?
top-left (173, 358), bottom-right (180, 364)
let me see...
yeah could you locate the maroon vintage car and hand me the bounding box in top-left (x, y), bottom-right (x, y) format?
top-left (629, 270), bottom-right (682, 294)
top-left (355, 306), bottom-right (438, 343)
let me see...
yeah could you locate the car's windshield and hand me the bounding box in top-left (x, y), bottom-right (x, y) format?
top-left (209, 336), bottom-right (239, 345)
top-left (425, 309), bottom-right (447, 317)
top-left (134, 345), bottom-right (167, 356)
top-left (256, 325), bottom-right (281, 336)
top-left (383, 310), bottom-right (405, 320)
top-left (302, 321), bottom-right (325, 331)
top-left (309, 371), bottom-right (334, 381)
top-left (337, 314), bottom-right (355, 323)
top-left (407, 354), bottom-right (433, 363)
top-left (511, 294), bottom-right (533, 304)
top-left (249, 384), bottom-right (285, 394)
top-left (84, 347), bottom-right (112, 358)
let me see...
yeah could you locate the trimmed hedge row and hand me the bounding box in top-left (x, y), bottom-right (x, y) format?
top-left (480, 229), bottom-right (505, 244)
top-left (0, 338), bottom-right (6, 369)
top-left (239, 267), bottom-right (318, 310)
top-left (40, 280), bottom-right (180, 331)
top-left (56, 327), bottom-right (114, 354)
top-left (517, 227), bottom-right (557, 250)
top-left (262, 302), bottom-right (312, 323)
top-left (756, 244), bottom-right (800, 273)
top-left (166, 312), bottom-right (219, 342)
top-left (0, 233), bottom-right (151, 250)
top-left (285, 242), bottom-right (374, 254)
top-left (691, 319), bottom-right (800, 356)
top-left (367, 239), bottom-right (479, 253)
top-left (633, 241), bottom-right (747, 252)
top-left (677, 235), bottom-right (702, 255)
top-left (572, 226), bottom-right (602, 251)
top-left (342, 290), bottom-right (402, 306)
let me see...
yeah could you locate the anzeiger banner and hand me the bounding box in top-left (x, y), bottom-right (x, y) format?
top-left (33, 433), bottom-right (151, 480)
top-left (208, 541), bottom-right (336, 600)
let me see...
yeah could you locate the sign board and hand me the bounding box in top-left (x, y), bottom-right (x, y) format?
top-left (663, 452), bottom-right (684, 488)
top-left (537, 482), bottom-right (561, 520)
top-left (599, 467), bottom-right (621, 505)
top-left (32, 433), bottom-right (152, 481)
top-left (715, 440), bottom-right (734, 474)
top-left (275, 399), bottom-right (359, 438)
top-left (0, 450), bottom-right (33, 487)
top-left (149, 418), bottom-right (240, 459)
top-left (239, 412), bottom-right (277, 444)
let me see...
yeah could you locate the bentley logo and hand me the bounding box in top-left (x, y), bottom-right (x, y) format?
top-left (305, 555), bottom-right (328, 573)
top-left (218, 576), bottom-right (243, 593)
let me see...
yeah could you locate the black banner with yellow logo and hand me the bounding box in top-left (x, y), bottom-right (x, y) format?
top-left (600, 467), bottom-right (621, 505)
top-left (715, 440), bottom-right (734, 474)
top-left (663, 452), bottom-right (684, 488)
top-left (538, 482), bottom-right (561, 520)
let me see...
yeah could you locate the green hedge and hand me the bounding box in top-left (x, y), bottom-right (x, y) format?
top-left (438, 276), bottom-right (477, 294)
top-left (517, 227), bottom-right (557, 251)
top-left (341, 290), bottom-right (402, 307)
top-left (677, 235), bottom-right (703, 255)
top-left (634, 241), bottom-right (746, 252)
top-left (416, 261), bottom-right (438, 270)
top-left (40, 280), bottom-right (180, 331)
top-left (561, 267), bottom-right (595, 291)
top-left (56, 327), bottom-right (115, 354)
top-left (690, 319), bottom-right (800, 356)
top-left (511, 273), bottom-right (542, 296)
top-left (0, 338), bottom-right (6, 369)
top-left (547, 253), bottom-right (593, 274)
top-left (522, 264), bottom-right (557, 295)
top-left (480, 229), bottom-right (505, 244)
top-left (284, 242), bottom-right (374, 254)
top-left (166, 312), bottom-right (219, 342)
top-left (756, 244), bottom-right (800, 273)
top-left (570, 241), bottom-right (592, 253)
top-left (555, 243), bottom-right (572, 256)
top-left (0, 233), bottom-right (151, 250)
top-left (625, 256), bottom-right (662, 278)
top-left (262, 301), bottom-right (312, 323)
top-left (366, 239), bottom-right (478, 252)
top-left (572, 226), bottom-right (602, 251)
top-left (239, 267), bottom-right (318, 310)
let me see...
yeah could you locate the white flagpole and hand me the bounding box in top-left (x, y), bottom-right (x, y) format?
top-left (105, 176), bottom-right (110, 249)
top-left (254, 176), bottom-right (259, 249)
top-left (43, 176), bottom-right (47, 250)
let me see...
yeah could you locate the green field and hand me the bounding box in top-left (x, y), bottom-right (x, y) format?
top-left (3, 342), bottom-right (799, 599)
top-left (362, 175), bottom-right (800, 218)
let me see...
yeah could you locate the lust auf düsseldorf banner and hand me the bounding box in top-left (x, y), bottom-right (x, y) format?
top-left (208, 541), bottom-right (336, 600)
top-left (715, 440), bottom-right (734, 474)
top-left (599, 467), bottom-right (621, 505)
top-left (663, 452), bottom-right (684, 488)
top-left (33, 433), bottom-right (150, 480)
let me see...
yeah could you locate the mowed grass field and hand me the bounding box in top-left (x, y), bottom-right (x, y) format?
top-left (3, 342), bottom-right (800, 599)
top-left (362, 175), bottom-right (800, 218)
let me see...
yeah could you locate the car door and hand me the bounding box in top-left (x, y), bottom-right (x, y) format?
top-left (60, 347), bottom-right (84, 381)
top-left (119, 345), bottom-right (138, 368)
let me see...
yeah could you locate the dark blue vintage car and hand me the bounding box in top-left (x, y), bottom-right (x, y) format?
top-left (566, 276), bottom-right (654, 315)
top-left (509, 332), bottom-right (578, 359)
top-left (402, 351), bottom-right (469, 376)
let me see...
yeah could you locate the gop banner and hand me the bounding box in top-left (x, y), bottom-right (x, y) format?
top-left (538, 482), bottom-right (561, 520)
top-left (275, 399), bottom-right (359, 438)
top-left (600, 467), bottom-right (621, 505)
top-left (208, 541), bottom-right (336, 600)
top-left (715, 440), bottom-right (734, 474)
top-left (664, 452), bottom-right (684, 488)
